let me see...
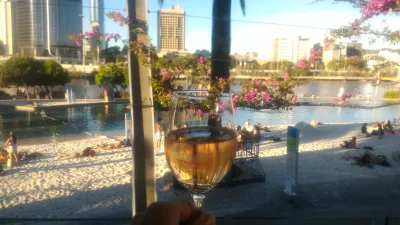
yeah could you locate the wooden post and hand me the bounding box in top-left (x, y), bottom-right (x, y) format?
top-left (126, 0), bottom-right (157, 215)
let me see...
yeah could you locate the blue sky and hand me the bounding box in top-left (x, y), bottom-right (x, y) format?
top-left (83, 0), bottom-right (400, 59)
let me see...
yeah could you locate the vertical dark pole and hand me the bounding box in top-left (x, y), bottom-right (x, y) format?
top-left (126, 0), bottom-right (156, 215)
top-left (211, 0), bottom-right (232, 83)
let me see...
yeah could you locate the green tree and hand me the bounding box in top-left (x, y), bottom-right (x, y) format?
top-left (95, 62), bottom-right (128, 94)
top-left (246, 60), bottom-right (260, 70)
top-left (344, 56), bottom-right (367, 71)
top-left (327, 59), bottom-right (343, 71)
top-left (193, 49), bottom-right (211, 57)
top-left (41, 60), bottom-right (71, 99)
top-left (230, 55), bottom-right (237, 69)
top-left (0, 56), bottom-right (43, 99)
top-left (100, 46), bottom-right (127, 63)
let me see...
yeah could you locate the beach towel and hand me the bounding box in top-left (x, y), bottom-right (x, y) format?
top-left (385, 130), bottom-right (400, 135)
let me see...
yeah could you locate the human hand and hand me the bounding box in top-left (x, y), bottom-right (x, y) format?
top-left (132, 200), bottom-right (216, 225)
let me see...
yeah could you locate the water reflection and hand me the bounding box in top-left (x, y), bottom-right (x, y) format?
top-left (0, 102), bottom-right (399, 145)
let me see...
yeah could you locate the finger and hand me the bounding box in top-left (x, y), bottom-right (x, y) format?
top-left (131, 212), bottom-right (145, 225)
top-left (143, 201), bottom-right (195, 225)
top-left (173, 200), bottom-right (195, 222)
top-left (187, 208), bottom-right (216, 225)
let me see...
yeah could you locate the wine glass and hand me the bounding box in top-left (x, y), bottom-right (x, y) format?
top-left (165, 90), bottom-right (237, 208)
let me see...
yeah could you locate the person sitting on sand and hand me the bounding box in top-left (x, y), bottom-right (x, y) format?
top-left (361, 123), bottom-right (370, 136)
top-left (93, 141), bottom-right (124, 150)
top-left (383, 120), bottom-right (394, 134)
top-left (56, 147), bottom-right (96, 159)
top-left (371, 123), bottom-right (384, 138)
top-left (340, 137), bottom-right (357, 149)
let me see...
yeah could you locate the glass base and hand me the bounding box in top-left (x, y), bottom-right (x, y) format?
top-left (191, 193), bottom-right (205, 208)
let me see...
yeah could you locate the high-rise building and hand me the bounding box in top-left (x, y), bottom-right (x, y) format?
top-left (89, 0), bottom-right (105, 49)
top-left (0, 1), bottom-right (17, 56)
top-left (273, 38), bottom-right (295, 62)
top-left (13, 0), bottom-right (82, 57)
top-left (273, 36), bottom-right (314, 63)
top-left (157, 5), bottom-right (185, 54)
top-left (294, 36), bottom-right (313, 62)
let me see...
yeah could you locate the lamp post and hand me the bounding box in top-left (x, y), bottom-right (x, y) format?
top-left (80, 14), bottom-right (87, 102)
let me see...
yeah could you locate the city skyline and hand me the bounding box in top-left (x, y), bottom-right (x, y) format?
top-left (0, 0), bottom-right (83, 57)
top-left (89, 0), bottom-right (399, 60)
top-left (1, 0), bottom-right (400, 60)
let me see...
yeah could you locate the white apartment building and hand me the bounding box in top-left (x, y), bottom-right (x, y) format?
top-left (294, 36), bottom-right (313, 62)
top-left (273, 36), bottom-right (313, 63)
top-left (274, 38), bottom-right (294, 62)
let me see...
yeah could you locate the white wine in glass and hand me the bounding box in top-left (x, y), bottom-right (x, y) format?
top-left (165, 91), bottom-right (237, 207)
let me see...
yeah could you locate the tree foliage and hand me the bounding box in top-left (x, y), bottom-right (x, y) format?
top-left (0, 56), bottom-right (43, 99)
top-left (41, 60), bottom-right (70, 98)
top-left (100, 46), bottom-right (127, 63)
top-left (319, 0), bottom-right (400, 50)
top-left (0, 57), bottom-right (70, 99)
top-left (95, 62), bottom-right (129, 92)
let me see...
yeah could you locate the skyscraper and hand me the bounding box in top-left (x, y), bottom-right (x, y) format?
top-left (0, 1), bottom-right (17, 56)
top-left (157, 5), bottom-right (185, 54)
top-left (89, 0), bottom-right (105, 49)
top-left (13, 0), bottom-right (82, 57)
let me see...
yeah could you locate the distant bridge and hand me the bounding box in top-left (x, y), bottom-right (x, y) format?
top-left (229, 75), bottom-right (399, 81)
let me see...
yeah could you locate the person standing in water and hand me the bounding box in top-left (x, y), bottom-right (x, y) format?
top-left (155, 118), bottom-right (164, 151)
top-left (4, 131), bottom-right (18, 167)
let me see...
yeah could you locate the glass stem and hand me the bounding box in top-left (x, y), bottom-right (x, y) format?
top-left (191, 193), bottom-right (205, 208)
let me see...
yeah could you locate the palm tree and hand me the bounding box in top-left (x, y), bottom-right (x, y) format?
top-left (158, 0), bottom-right (246, 82)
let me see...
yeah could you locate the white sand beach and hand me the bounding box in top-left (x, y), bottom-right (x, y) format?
top-left (1, 122), bottom-right (400, 218)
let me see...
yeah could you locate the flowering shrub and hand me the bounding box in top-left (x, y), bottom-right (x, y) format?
top-left (309, 48), bottom-right (322, 64)
top-left (233, 73), bottom-right (298, 110)
top-left (334, 93), bottom-right (352, 104)
top-left (106, 11), bottom-right (132, 26)
top-left (361, 0), bottom-right (399, 19)
top-left (322, 0), bottom-right (400, 50)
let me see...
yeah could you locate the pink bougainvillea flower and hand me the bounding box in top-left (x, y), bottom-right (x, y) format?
top-left (273, 82), bottom-right (279, 88)
top-left (292, 96), bottom-right (299, 104)
top-left (261, 92), bottom-right (271, 103)
top-left (283, 73), bottom-right (289, 81)
top-left (197, 56), bottom-right (207, 64)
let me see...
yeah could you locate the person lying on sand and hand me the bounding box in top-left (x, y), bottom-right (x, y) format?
top-left (340, 137), bottom-right (357, 149)
top-left (310, 120), bottom-right (323, 126)
top-left (56, 147), bottom-right (96, 159)
top-left (93, 141), bottom-right (124, 150)
top-left (18, 152), bottom-right (42, 161)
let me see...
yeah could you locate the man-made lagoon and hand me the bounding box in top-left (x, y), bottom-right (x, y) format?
top-left (0, 80), bottom-right (398, 144)
top-left (0, 103), bottom-right (399, 145)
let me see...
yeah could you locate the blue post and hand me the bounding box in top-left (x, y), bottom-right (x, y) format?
top-left (285, 126), bottom-right (299, 196)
